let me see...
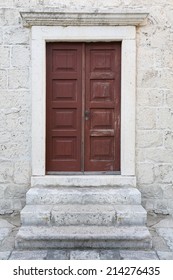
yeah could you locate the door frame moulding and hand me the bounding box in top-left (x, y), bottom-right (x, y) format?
top-left (21, 11), bottom-right (148, 187)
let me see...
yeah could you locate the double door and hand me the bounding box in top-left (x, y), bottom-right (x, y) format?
top-left (46, 42), bottom-right (121, 173)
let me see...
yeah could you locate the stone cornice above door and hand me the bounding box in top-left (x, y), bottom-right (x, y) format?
top-left (20, 11), bottom-right (148, 27)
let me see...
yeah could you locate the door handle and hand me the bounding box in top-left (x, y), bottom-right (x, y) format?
top-left (84, 110), bottom-right (90, 120)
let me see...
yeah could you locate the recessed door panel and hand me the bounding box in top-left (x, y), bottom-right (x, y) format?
top-left (91, 80), bottom-right (114, 102)
top-left (91, 109), bottom-right (114, 130)
top-left (52, 80), bottom-right (77, 101)
top-left (52, 50), bottom-right (77, 72)
top-left (52, 109), bottom-right (77, 130)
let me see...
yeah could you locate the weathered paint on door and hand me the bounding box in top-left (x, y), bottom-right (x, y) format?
top-left (46, 42), bottom-right (121, 172)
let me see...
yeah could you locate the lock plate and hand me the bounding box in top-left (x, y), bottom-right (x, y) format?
top-left (84, 110), bottom-right (90, 120)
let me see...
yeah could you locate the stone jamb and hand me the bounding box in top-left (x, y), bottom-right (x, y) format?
top-left (31, 25), bottom-right (136, 186)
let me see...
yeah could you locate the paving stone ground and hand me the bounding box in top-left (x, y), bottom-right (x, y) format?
top-left (0, 213), bottom-right (173, 260)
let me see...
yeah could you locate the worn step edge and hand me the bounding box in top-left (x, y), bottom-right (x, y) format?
top-left (26, 186), bottom-right (141, 205)
top-left (15, 226), bottom-right (152, 249)
top-left (21, 204), bottom-right (147, 226)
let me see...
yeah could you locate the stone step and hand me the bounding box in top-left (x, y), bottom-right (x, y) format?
top-left (21, 204), bottom-right (147, 226)
top-left (31, 175), bottom-right (136, 187)
top-left (26, 186), bottom-right (141, 205)
top-left (15, 225), bottom-right (152, 249)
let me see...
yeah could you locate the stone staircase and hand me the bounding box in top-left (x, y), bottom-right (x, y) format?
top-left (15, 185), bottom-right (152, 249)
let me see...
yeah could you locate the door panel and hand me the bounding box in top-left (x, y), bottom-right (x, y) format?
top-left (46, 42), bottom-right (121, 173)
top-left (52, 80), bottom-right (77, 101)
top-left (85, 43), bottom-right (121, 171)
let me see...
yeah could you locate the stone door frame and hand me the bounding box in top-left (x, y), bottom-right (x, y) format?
top-left (20, 11), bottom-right (148, 187)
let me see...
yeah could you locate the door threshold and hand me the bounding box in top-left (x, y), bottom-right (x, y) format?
top-left (47, 171), bottom-right (121, 175)
top-left (31, 175), bottom-right (136, 187)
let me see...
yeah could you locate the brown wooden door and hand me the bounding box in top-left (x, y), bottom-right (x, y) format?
top-left (85, 43), bottom-right (121, 171)
top-left (46, 43), bottom-right (82, 171)
top-left (46, 42), bottom-right (121, 173)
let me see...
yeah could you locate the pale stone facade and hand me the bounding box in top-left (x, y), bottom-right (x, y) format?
top-left (0, 0), bottom-right (173, 215)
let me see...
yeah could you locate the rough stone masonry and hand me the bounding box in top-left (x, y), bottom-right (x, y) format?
top-left (0, 0), bottom-right (173, 215)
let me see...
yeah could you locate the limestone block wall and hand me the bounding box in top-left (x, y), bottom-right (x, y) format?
top-left (0, 0), bottom-right (173, 215)
top-left (0, 1), bottom-right (31, 213)
top-left (135, 1), bottom-right (173, 214)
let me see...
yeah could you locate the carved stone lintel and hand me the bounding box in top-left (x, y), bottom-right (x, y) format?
top-left (20, 11), bottom-right (149, 27)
